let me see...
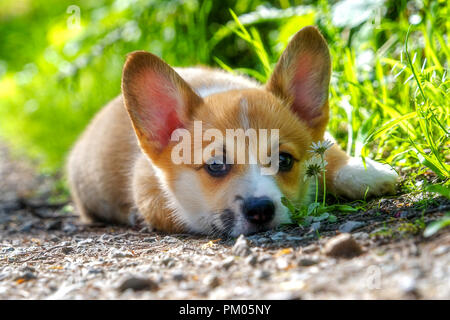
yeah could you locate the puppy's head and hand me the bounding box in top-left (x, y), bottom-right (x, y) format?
top-left (122, 26), bottom-right (331, 236)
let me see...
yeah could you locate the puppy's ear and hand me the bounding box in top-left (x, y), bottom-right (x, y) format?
top-left (122, 51), bottom-right (202, 157)
top-left (266, 26), bottom-right (331, 129)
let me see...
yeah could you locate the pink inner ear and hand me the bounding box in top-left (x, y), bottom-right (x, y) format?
top-left (137, 70), bottom-right (184, 148)
top-left (291, 54), bottom-right (324, 121)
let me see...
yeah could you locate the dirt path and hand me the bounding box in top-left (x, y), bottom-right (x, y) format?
top-left (0, 144), bottom-right (449, 299)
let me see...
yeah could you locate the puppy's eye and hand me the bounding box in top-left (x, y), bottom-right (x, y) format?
top-left (205, 158), bottom-right (230, 177)
top-left (279, 152), bottom-right (294, 172)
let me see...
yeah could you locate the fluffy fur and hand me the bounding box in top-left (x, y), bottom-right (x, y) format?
top-left (67, 26), bottom-right (398, 236)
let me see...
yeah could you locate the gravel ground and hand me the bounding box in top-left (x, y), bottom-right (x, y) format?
top-left (0, 144), bottom-right (449, 299)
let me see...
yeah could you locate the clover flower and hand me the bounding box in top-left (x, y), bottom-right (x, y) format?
top-left (304, 156), bottom-right (327, 181)
top-left (308, 140), bottom-right (334, 157)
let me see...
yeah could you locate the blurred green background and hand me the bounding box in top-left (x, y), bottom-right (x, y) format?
top-left (0, 0), bottom-right (448, 191)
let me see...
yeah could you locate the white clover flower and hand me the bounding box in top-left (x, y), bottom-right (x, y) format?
top-left (308, 140), bottom-right (334, 156)
top-left (304, 156), bottom-right (327, 181)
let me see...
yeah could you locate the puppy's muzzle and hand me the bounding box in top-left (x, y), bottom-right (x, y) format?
top-left (243, 196), bottom-right (275, 225)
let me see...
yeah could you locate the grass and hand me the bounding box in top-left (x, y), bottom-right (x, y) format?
top-left (0, 0), bottom-right (449, 233)
top-left (221, 2), bottom-right (450, 233)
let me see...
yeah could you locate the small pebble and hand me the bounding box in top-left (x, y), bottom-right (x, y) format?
top-left (255, 270), bottom-right (271, 280)
top-left (221, 256), bottom-right (235, 270)
top-left (61, 246), bottom-right (73, 255)
top-left (161, 236), bottom-right (179, 244)
top-left (398, 275), bottom-right (420, 298)
top-left (323, 233), bottom-right (363, 258)
top-left (77, 238), bottom-right (94, 246)
top-left (246, 235), bottom-right (260, 242)
top-left (245, 254), bottom-right (257, 266)
top-left (257, 237), bottom-right (271, 244)
top-left (339, 221), bottom-right (365, 233)
top-left (352, 232), bottom-right (369, 240)
top-left (15, 271), bottom-right (36, 281)
top-left (270, 232), bottom-right (287, 241)
top-left (20, 266), bottom-right (36, 273)
top-left (19, 222), bottom-right (34, 232)
top-left (49, 235), bottom-right (61, 242)
top-left (118, 277), bottom-right (159, 292)
top-left (203, 274), bottom-right (221, 289)
top-left (232, 235), bottom-right (251, 257)
top-left (266, 292), bottom-right (301, 300)
top-left (88, 268), bottom-right (104, 275)
top-left (258, 254), bottom-right (272, 263)
top-left (286, 235), bottom-right (303, 241)
top-left (298, 257), bottom-right (319, 267)
top-left (276, 258), bottom-right (289, 269)
top-left (172, 270), bottom-right (186, 282)
top-left (109, 248), bottom-right (133, 259)
top-left (46, 220), bottom-right (62, 231)
top-left (62, 223), bottom-right (78, 234)
top-left (302, 244), bottom-right (319, 254)
top-left (308, 222), bottom-right (321, 233)
top-left (161, 256), bottom-right (175, 268)
top-left (433, 245), bottom-right (449, 256)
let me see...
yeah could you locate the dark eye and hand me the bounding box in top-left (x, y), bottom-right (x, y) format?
top-left (279, 153), bottom-right (294, 172)
top-left (205, 158), bottom-right (230, 177)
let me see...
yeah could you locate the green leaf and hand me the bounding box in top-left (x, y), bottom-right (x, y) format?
top-left (424, 215), bottom-right (450, 237)
top-left (326, 204), bottom-right (359, 212)
top-left (308, 202), bottom-right (321, 215)
top-left (328, 214), bottom-right (338, 223)
top-left (364, 112), bottom-right (416, 143)
top-left (281, 197), bottom-right (297, 215)
top-left (303, 216), bottom-right (313, 227)
top-left (313, 212), bottom-right (329, 222)
top-left (426, 184), bottom-right (450, 199)
top-left (416, 152), bottom-right (447, 179)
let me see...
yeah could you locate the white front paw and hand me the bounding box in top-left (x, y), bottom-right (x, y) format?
top-left (334, 157), bottom-right (398, 199)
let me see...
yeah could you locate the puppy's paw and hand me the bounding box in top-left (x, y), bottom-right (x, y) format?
top-left (334, 157), bottom-right (398, 199)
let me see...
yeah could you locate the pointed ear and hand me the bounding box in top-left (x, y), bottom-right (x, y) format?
top-left (266, 26), bottom-right (331, 128)
top-left (122, 51), bottom-right (203, 157)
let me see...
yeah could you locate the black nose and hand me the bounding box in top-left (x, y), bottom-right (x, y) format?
top-left (243, 197), bottom-right (275, 224)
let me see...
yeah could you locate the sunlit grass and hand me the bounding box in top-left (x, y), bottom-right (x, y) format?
top-left (0, 0), bottom-right (448, 203)
top-left (214, 2), bottom-right (449, 231)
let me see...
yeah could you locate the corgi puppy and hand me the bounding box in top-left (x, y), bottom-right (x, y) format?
top-left (67, 26), bottom-right (398, 236)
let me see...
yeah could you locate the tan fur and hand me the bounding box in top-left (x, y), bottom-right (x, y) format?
top-left (67, 26), bottom-right (396, 234)
top-left (67, 96), bottom-right (137, 225)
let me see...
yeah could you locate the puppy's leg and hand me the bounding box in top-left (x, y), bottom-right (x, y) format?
top-left (324, 134), bottom-right (398, 199)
